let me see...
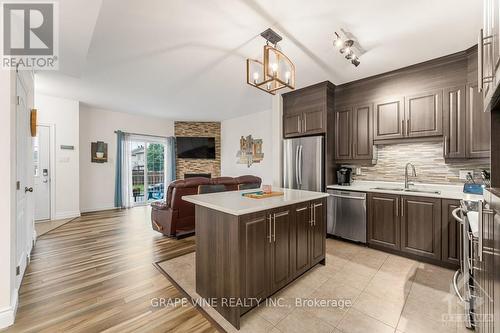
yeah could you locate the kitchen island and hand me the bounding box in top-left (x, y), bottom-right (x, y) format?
top-left (182, 188), bottom-right (328, 329)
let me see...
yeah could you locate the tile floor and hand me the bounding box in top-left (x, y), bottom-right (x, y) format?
top-left (158, 238), bottom-right (468, 333)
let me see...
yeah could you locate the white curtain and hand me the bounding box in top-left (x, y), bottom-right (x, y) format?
top-left (121, 133), bottom-right (133, 208)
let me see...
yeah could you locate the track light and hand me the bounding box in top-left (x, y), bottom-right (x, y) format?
top-left (333, 31), bottom-right (361, 67)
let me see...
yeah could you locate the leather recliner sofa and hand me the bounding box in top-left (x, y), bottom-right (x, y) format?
top-left (151, 175), bottom-right (262, 238)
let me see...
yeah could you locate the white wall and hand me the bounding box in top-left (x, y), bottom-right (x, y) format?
top-left (79, 106), bottom-right (174, 212)
top-left (221, 109), bottom-right (276, 185)
top-left (35, 94), bottom-right (80, 219)
top-left (0, 66), bottom-right (16, 329)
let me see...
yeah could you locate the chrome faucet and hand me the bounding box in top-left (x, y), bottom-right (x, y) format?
top-left (404, 163), bottom-right (417, 190)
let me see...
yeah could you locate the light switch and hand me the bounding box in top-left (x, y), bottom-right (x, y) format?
top-left (459, 170), bottom-right (473, 180)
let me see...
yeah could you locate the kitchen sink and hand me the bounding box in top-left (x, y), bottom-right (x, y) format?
top-left (370, 187), bottom-right (441, 195)
top-left (371, 187), bottom-right (405, 191)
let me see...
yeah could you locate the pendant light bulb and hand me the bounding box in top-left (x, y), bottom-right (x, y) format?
top-left (253, 72), bottom-right (259, 84)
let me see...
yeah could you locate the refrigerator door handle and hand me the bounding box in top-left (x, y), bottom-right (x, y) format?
top-left (295, 145), bottom-right (300, 186)
top-left (298, 145), bottom-right (303, 185)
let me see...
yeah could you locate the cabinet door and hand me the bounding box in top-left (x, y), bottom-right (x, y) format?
top-left (400, 196), bottom-right (441, 260)
top-left (310, 199), bottom-right (326, 264)
top-left (241, 213), bottom-right (270, 303)
top-left (270, 208), bottom-right (292, 293)
top-left (303, 107), bottom-right (325, 135)
top-left (293, 202), bottom-right (311, 277)
top-left (373, 98), bottom-right (405, 140)
top-left (441, 199), bottom-right (461, 266)
top-left (467, 83), bottom-right (490, 158)
top-left (352, 103), bottom-right (373, 160)
top-left (368, 193), bottom-right (401, 250)
top-left (334, 107), bottom-right (352, 160)
top-left (482, 0), bottom-right (495, 112)
top-left (284, 114), bottom-right (302, 138)
top-left (405, 90), bottom-right (443, 138)
top-left (443, 86), bottom-right (466, 159)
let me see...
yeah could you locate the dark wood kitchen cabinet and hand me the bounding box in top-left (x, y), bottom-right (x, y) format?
top-left (368, 193), bottom-right (401, 251)
top-left (282, 82), bottom-right (334, 138)
top-left (291, 199), bottom-right (326, 277)
top-left (441, 199), bottom-right (461, 266)
top-left (269, 207), bottom-right (292, 293)
top-left (373, 98), bottom-right (405, 141)
top-left (443, 86), bottom-right (466, 159)
top-left (400, 196), bottom-right (442, 261)
top-left (241, 213), bottom-right (270, 304)
top-left (334, 103), bottom-right (374, 162)
top-left (334, 107), bottom-right (352, 160)
top-left (198, 197), bottom-right (327, 329)
top-left (310, 199), bottom-right (326, 264)
top-left (480, 0), bottom-right (500, 112)
top-left (467, 82), bottom-right (491, 158)
top-left (353, 104), bottom-right (374, 160)
top-left (404, 90), bottom-right (443, 138)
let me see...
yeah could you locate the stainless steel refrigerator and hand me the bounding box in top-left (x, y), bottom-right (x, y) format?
top-left (283, 136), bottom-right (324, 192)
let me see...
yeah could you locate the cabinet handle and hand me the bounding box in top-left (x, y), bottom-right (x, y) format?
top-left (444, 135), bottom-right (448, 156)
top-left (401, 198), bottom-right (404, 217)
top-left (401, 120), bottom-right (405, 136)
top-left (478, 28), bottom-right (484, 92)
top-left (296, 206), bottom-right (307, 212)
top-left (298, 117), bottom-right (302, 133)
top-left (310, 205), bottom-right (314, 226)
top-left (273, 213), bottom-right (277, 242)
top-left (268, 215), bottom-right (272, 243)
top-left (396, 198), bottom-right (399, 217)
top-left (406, 119), bottom-right (410, 136)
top-left (303, 116), bottom-right (307, 132)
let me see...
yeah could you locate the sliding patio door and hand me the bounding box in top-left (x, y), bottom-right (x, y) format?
top-left (129, 139), bottom-right (166, 205)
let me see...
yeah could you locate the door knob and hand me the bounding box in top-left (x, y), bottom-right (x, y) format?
top-left (43, 179), bottom-right (48, 183)
top-left (25, 187), bottom-right (33, 193)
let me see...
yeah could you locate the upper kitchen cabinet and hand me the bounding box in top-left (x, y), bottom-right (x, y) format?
top-left (282, 81), bottom-right (334, 138)
top-left (467, 82), bottom-right (491, 158)
top-left (334, 103), bottom-right (374, 162)
top-left (404, 89), bottom-right (443, 138)
top-left (373, 98), bottom-right (405, 141)
top-left (445, 47), bottom-right (490, 160)
top-left (443, 86), bottom-right (466, 159)
top-left (480, 0), bottom-right (500, 112)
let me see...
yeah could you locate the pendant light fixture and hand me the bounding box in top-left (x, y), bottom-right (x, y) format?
top-left (246, 28), bottom-right (295, 95)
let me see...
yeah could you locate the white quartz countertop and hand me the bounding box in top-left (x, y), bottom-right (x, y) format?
top-left (327, 180), bottom-right (484, 201)
top-left (182, 188), bottom-right (329, 216)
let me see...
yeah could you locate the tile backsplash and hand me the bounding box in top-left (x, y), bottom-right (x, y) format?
top-left (352, 142), bottom-right (490, 184)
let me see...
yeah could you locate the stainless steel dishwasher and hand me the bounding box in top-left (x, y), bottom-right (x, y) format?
top-left (327, 189), bottom-right (367, 243)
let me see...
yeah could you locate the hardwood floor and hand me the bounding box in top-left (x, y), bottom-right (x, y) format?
top-left (5, 207), bottom-right (217, 333)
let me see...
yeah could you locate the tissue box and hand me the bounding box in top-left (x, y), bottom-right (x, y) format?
top-left (463, 184), bottom-right (484, 195)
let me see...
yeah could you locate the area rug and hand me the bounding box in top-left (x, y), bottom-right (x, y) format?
top-left (155, 252), bottom-right (352, 333)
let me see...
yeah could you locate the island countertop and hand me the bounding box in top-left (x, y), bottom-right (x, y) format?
top-left (182, 187), bottom-right (329, 216)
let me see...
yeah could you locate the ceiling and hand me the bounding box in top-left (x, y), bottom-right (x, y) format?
top-left (35, 0), bottom-right (481, 121)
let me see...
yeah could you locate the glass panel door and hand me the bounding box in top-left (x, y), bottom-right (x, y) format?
top-left (146, 142), bottom-right (164, 201)
top-left (130, 139), bottom-right (165, 206)
top-left (131, 141), bottom-right (146, 204)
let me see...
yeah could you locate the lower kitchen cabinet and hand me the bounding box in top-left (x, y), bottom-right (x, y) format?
top-left (241, 198), bottom-right (327, 301)
top-left (441, 199), bottom-right (461, 266)
top-left (367, 193), bottom-right (460, 268)
top-left (400, 196), bottom-right (442, 261)
top-left (269, 207), bottom-right (292, 293)
top-left (241, 213), bottom-right (270, 304)
top-left (311, 199), bottom-right (326, 264)
top-left (368, 193), bottom-right (401, 251)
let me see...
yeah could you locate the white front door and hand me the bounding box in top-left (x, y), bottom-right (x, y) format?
top-left (34, 125), bottom-right (51, 221)
top-left (16, 69), bottom-right (34, 287)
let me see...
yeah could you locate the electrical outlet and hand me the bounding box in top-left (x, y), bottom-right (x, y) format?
top-left (459, 170), bottom-right (474, 180)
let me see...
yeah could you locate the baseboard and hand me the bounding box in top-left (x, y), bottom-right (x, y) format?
top-left (54, 211), bottom-right (81, 220)
top-left (80, 205), bottom-right (118, 213)
top-left (0, 289), bottom-right (19, 329)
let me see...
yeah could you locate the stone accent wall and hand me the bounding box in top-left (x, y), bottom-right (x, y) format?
top-left (174, 122), bottom-right (221, 179)
top-left (353, 142), bottom-right (490, 184)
